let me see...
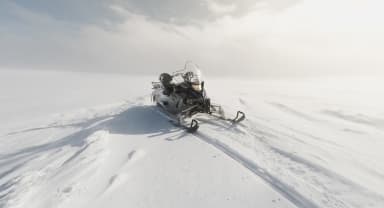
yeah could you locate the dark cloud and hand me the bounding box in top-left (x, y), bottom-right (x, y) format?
top-left (8, 0), bottom-right (124, 25)
top-left (4, 0), bottom-right (299, 26)
top-left (121, 0), bottom-right (233, 25)
top-left (121, 0), bottom-right (299, 24)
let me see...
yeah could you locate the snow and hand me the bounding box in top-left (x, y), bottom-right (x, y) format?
top-left (1, 69), bottom-right (384, 208)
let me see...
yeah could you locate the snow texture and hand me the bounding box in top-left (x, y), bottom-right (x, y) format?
top-left (0, 70), bottom-right (384, 208)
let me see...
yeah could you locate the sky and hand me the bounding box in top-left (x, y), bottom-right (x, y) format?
top-left (1, 0), bottom-right (384, 77)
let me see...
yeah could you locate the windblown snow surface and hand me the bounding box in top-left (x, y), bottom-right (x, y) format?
top-left (1, 69), bottom-right (384, 208)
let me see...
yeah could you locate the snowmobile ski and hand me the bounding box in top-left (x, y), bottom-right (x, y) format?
top-left (232, 111), bottom-right (245, 123)
top-left (152, 106), bottom-right (200, 133)
top-left (187, 119), bottom-right (199, 133)
top-left (207, 110), bottom-right (245, 124)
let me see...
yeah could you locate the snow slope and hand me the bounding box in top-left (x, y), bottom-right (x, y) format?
top-left (1, 69), bottom-right (384, 208)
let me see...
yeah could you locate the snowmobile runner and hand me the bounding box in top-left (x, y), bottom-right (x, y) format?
top-left (151, 62), bottom-right (245, 133)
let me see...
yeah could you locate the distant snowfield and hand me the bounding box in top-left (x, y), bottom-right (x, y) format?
top-left (1, 69), bottom-right (384, 208)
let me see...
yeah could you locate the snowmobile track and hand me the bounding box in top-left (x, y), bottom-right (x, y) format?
top-left (239, 119), bottom-right (384, 208)
top-left (192, 131), bottom-right (319, 208)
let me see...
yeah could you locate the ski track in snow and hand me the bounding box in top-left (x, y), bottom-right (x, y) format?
top-left (1, 92), bottom-right (384, 208)
top-left (192, 98), bottom-right (384, 208)
top-left (193, 131), bottom-right (318, 208)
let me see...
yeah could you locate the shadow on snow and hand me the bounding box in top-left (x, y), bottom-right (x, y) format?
top-left (0, 105), bottom-right (180, 167)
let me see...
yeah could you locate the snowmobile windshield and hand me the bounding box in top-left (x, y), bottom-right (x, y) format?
top-left (171, 62), bottom-right (203, 91)
top-left (183, 63), bottom-right (203, 92)
top-left (183, 63), bottom-right (202, 84)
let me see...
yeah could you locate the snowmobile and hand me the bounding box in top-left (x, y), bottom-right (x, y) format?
top-left (151, 62), bottom-right (245, 133)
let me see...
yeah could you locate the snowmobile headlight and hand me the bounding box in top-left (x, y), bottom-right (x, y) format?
top-left (192, 83), bottom-right (201, 92)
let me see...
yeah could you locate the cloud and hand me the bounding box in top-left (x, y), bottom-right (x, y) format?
top-left (8, 0), bottom-right (124, 26)
top-left (207, 1), bottom-right (237, 14)
top-left (6, 0), bottom-right (299, 26)
top-left (1, 0), bottom-right (383, 77)
top-left (119, 0), bottom-right (300, 25)
top-left (0, 0), bottom-right (300, 75)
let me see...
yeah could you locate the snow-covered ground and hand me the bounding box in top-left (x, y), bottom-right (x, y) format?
top-left (1, 69), bottom-right (384, 208)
